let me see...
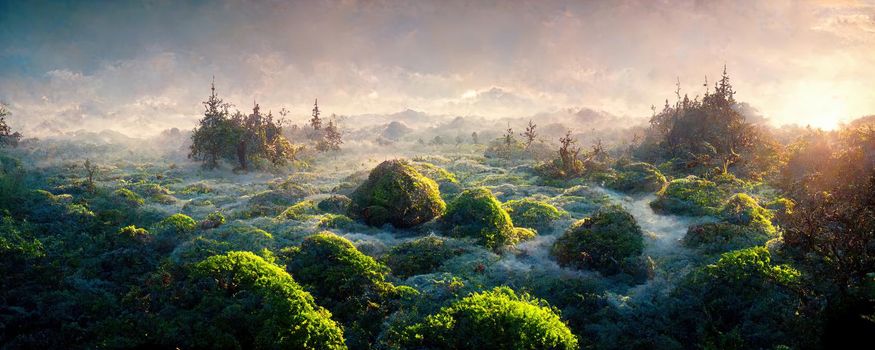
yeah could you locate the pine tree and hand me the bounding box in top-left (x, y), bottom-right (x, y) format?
top-left (310, 99), bottom-right (322, 130)
top-left (521, 120), bottom-right (537, 149)
top-left (189, 78), bottom-right (233, 169)
top-left (83, 158), bottom-right (98, 193)
top-left (0, 103), bottom-right (22, 147)
top-left (317, 119), bottom-right (343, 152)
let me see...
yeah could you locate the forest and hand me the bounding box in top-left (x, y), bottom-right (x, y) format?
top-left (0, 65), bottom-right (873, 349)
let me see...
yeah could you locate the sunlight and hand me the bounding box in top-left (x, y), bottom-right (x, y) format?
top-left (781, 81), bottom-right (849, 130)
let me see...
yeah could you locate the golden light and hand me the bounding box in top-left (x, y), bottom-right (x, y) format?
top-left (779, 80), bottom-right (849, 130)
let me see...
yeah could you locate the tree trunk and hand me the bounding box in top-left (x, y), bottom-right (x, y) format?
top-left (237, 140), bottom-right (248, 171)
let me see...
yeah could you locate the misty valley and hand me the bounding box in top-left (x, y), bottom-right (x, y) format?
top-left (2, 67), bottom-right (873, 349)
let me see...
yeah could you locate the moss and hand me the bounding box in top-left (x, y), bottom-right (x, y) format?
top-left (765, 197), bottom-right (794, 216)
top-left (502, 198), bottom-right (566, 233)
top-left (118, 225), bottom-right (151, 243)
top-left (720, 194), bottom-right (776, 234)
top-left (384, 235), bottom-right (465, 279)
top-left (397, 286), bottom-right (578, 350)
top-left (649, 175), bottom-right (726, 216)
top-left (348, 160), bottom-right (446, 228)
top-left (603, 161), bottom-right (667, 193)
top-left (245, 189), bottom-right (309, 218)
top-left (440, 187), bottom-right (532, 249)
top-left (113, 188), bottom-right (144, 207)
top-left (551, 205), bottom-right (644, 275)
top-left (317, 195), bottom-right (352, 214)
top-left (277, 199), bottom-right (319, 220)
top-left (157, 213), bottom-right (197, 235)
top-left (683, 222), bottom-right (772, 254)
top-left (200, 211), bottom-right (225, 229)
top-left (180, 182), bottom-right (213, 195)
top-left (178, 251), bottom-right (347, 349)
top-left (317, 214), bottom-right (357, 230)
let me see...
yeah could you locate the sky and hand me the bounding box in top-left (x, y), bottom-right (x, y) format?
top-left (1, 0), bottom-right (874, 136)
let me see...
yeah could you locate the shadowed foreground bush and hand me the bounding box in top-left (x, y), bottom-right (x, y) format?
top-left (395, 286), bottom-right (578, 350)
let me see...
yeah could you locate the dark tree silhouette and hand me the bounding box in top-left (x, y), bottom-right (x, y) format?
top-left (521, 119), bottom-right (537, 149)
top-left (0, 103), bottom-right (22, 147)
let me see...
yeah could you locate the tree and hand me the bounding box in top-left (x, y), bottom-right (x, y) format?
top-left (309, 98), bottom-right (322, 138)
top-left (189, 79), bottom-right (234, 169)
top-left (0, 103), bottom-right (22, 147)
top-left (559, 130), bottom-right (582, 176)
top-left (521, 119), bottom-right (537, 149)
top-left (471, 131), bottom-right (479, 144)
top-left (317, 119), bottom-right (343, 152)
top-left (83, 159), bottom-right (97, 193)
top-left (643, 66), bottom-right (754, 173)
top-left (190, 79), bottom-right (300, 170)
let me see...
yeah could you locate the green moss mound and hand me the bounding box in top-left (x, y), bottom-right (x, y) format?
top-left (720, 193), bottom-right (776, 234)
top-left (245, 189), bottom-right (310, 218)
top-left (398, 286), bottom-right (578, 350)
top-left (411, 161), bottom-right (462, 196)
top-left (113, 188), bottom-right (144, 207)
top-left (551, 205), bottom-right (644, 275)
top-left (440, 187), bottom-right (533, 249)
top-left (604, 161), bottom-right (667, 193)
top-left (317, 195), bottom-right (352, 214)
top-left (502, 198), bottom-right (566, 233)
top-left (348, 160), bottom-right (446, 228)
top-left (277, 199), bottom-right (319, 220)
top-left (156, 213), bottom-right (197, 235)
top-left (281, 232), bottom-right (407, 349)
top-left (674, 246), bottom-right (805, 349)
top-left (161, 251), bottom-right (347, 349)
top-left (384, 235), bottom-right (464, 279)
top-left (649, 175), bottom-right (726, 216)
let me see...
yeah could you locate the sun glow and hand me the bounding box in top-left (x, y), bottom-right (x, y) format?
top-left (779, 81), bottom-right (850, 130)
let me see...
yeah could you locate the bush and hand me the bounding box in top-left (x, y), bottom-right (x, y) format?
top-left (396, 286), bottom-right (578, 350)
top-left (603, 161), bottom-right (667, 193)
top-left (317, 214), bottom-right (357, 230)
top-left (502, 198), bottom-right (566, 233)
top-left (277, 199), bottom-right (319, 220)
top-left (317, 195), bottom-right (352, 214)
top-left (384, 235), bottom-right (464, 279)
top-left (157, 251), bottom-right (347, 349)
top-left (156, 213), bottom-right (197, 235)
top-left (551, 205), bottom-right (644, 275)
top-left (200, 211), bottom-right (225, 229)
top-left (348, 160), bottom-right (445, 228)
top-left (113, 188), bottom-right (145, 207)
top-left (720, 193), bottom-right (776, 234)
top-left (440, 187), bottom-right (534, 249)
top-left (649, 175), bottom-right (726, 216)
top-left (683, 222), bottom-right (771, 254)
top-left (673, 246), bottom-right (808, 349)
top-left (245, 189), bottom-right (310, 218)
top-left (281, 232), bottom-right (405, 348)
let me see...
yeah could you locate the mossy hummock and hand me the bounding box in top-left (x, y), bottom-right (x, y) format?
top-left (348, 160), bottom-right (446, 228)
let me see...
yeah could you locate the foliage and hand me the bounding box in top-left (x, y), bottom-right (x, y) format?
top-left (277, 199), bottom-right (319, 220)
top-left (157, 251), bottom-right (347, 349)
top-left (348, 159), bottom-right (446, 228)
top-left (113, 188), bottom-right (145, 207)
top-left (502, 198), bottom-right (565, 233)
top-left (0, 103), bottom-right (22, 147)
top-left (551, 205), bottom-right (644, 275)
top-left (156, 213), bottom-right (197, 236)
top-left (650, 175), bottom-right (727, 216)
top-left (440, 187), bottom-right (533, 249)
top-left (318, 195), bottom-right (352, 214)
top-left (395, 286), bottom-right (579, 350)
top-left (602, 161), bottom-right (667, 193)
top-left (672, 246), bottom-right (809, 349)
top-left (384, 235), bottom-right (465, 279)
top-left (719, 193), bottom-right (775, 234)
top-left (281, 232), bottom-right (404, 348)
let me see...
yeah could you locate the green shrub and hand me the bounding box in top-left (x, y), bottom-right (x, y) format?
top-left (551, 205), bottom-right (644, 275)
top-left (502, 198), bottom-right (566, 233)
top-left (156, 213), bottom-right (197, 235)
top-left (317, 214), bottom-right (357, 230)
top-left (440, 187), bottom-right (533, 249)
top-left (113, 188), bottom-right (145, 207)
top-left (674, 246), bottom-right (806, 349)
top-left (245, 189), bottom-right (310, 218)
top-left (118, 225), bottom-right (151, 243)
top-left (317, 195), bottom-right (352, 214)
top-left (603, 161), bottom-right (667, 193)
top-left (281, 232), bottom-right (403, 348)
top-left (720, 193), bottom-right (776, 234)
top-left (200, 211), bottom-right (225, 229)
top-left (397, 286), bottom-right (578, 350)
top-left (348, 160), bottom-right (445, 228)
top-left (384, 235), bottom-right (464, 279)
top-left (649, 176), bottom-right (726, 216)
top-left (277, 199), bottom-right (319, 220)
top-left (159, 251), bottom-right (347, 349)
top-left (683, 222), bottom-right (771, 254)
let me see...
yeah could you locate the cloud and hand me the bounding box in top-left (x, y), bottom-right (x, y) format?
top-left (1, 0), bottom-right (874, 136)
